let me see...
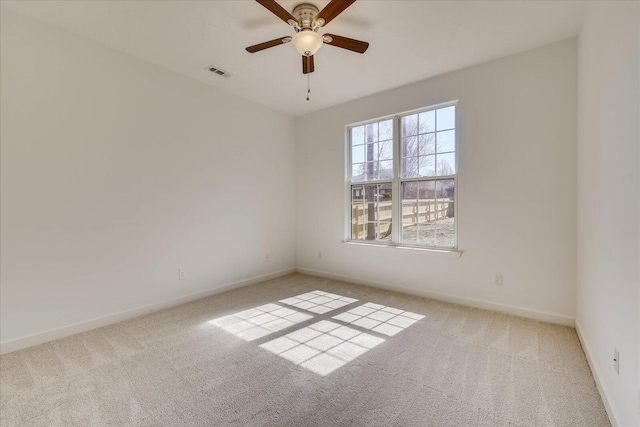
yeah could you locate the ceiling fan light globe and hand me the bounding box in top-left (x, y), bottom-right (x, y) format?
top-left (292, 30), bottom-right (323, 56)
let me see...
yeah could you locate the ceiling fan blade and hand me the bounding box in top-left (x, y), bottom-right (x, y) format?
top-left (315, 0), bottom-right (356, 26)
top-left (246, 37), bottom-right (291, 53)
top-left (323, 34), bottom-right (369, 54)
top-left (302, 55), bottom-right (315, 74)
top-left (255, 0), bottom-right (299, 26)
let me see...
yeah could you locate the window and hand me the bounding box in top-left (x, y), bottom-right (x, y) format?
top-left (347, 102), bottom-right (457, 249)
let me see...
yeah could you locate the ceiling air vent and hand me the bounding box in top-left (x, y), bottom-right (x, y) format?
top-left (206, 66), bottom-right (230, 77)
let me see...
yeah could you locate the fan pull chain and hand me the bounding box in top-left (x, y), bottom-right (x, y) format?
top-left (306, 72), bottom-right (311, 101)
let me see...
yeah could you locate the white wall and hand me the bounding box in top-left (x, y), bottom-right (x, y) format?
top-left (576, 2), bottom-right (639, 426)
top-left (295, 39), bottom-right (578, 323)
top-left (2, 8), bottom-right (637, 424)
top-left (0, 10), bottom-right (296, 348)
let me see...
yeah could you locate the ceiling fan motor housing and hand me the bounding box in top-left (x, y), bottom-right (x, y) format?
top-left (292, 3), bottom-right (321, 30)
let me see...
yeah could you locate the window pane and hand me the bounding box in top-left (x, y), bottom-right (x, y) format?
top-left (436, 179), bottom-right (455, 200)
top-left (359, 221), bottom-right (392, 241)
top-left (402, 182), bottom-right (417, 200)
top-left (379, 141), bottom-right (393, 161)
top-left (351, 203), bottom-right (365, 224)
top-left (379, 119), bottom-right (393, 140)
top-left (419, 110), bottom-right (436, 134)
top-left (401, 180), bottom-right (419, 245)
top-left (352, 145), bottom-right (365, 164)
top-left (418, 223), bottom-right (436, 247)
top-left (365, 162), bottom-right (377, 180)
top-left (351, 183), bottom-right (393, 222)
top-left (374, 162), bottom-right (381, 180)
top-left (365, 122), bottom-right (378, 143)
top-left (436, 106), bottom-right (455, 131)
top-left (378, 161), bottom-right (393, 180)
top-left (351, 184), bottom-right (393, 242)
top-left (359, 223), bottom-right (375, 240)
top-left (418, 180), bottom-right (436, 200)
top-left (351, 119), bottom-right (387, 183)
top-left (418, 155), bottom-right (436, 177)
top-left (436, 130), bottom-right (455, 153)
top-left (376, 184), bottom-right (393, 222)
top-left (417, 200), bottom-right (434, 223)
top-left (402, 136), bottom-right (418, 157)
top-left (366, 142), bottom-right (379, 162)
top-left (435, 221), bottom-right (455, 248)
top-left (372, 202), bottom-right (392, 222)
top-left (351, 221), bottom-right (365, 240)
top-left (377, 223), bottom-right (392, 241)
top-left (352, 163), bottom-right (366, 182)
top-left (402, 226), bottom-right (418, 245)
top-left (351, 126), bottom-right (364, 145)
top-left (378, 183), bottom-right (392, 201)
top-left (400, 179), bottom-right (455, 248)
top-left (419, 133), bottom-right (435, 155)
top-left (351, 186), bottom-right (364, 201)
top-left (402, 157), bottom-right (419, 178)
top-left (401, 114), bottom-right (418, 137)
top-left (354, 223), bottom-right (388, 241)
top-left (435, 180), bottom-right (455, 247)
top-left (363, 184), bottom-right (377, 202)
top-left (402, 201), bottom-right (418, 223)
top-left (436, 153), bottom-right (455, 176)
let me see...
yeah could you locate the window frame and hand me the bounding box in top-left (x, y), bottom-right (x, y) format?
top-left (345, 100), bottom-right (459, 251)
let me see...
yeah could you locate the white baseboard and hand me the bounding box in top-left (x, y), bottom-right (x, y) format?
top-left (296, 267), bottom-right (575, 326)
top-left (575, 321), bottom-right (618, 427)
top-left (0, 268), bottom-right (295, 355)
top-left (0, 266), bottom-right (575, 355)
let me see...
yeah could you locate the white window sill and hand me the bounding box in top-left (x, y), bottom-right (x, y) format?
top-left (343, 241), bottom-right (462, 258)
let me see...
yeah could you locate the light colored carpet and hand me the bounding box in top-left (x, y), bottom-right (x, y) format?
top-left (0, 273), bottom-right (609, 426)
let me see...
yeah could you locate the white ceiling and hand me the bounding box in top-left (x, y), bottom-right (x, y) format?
top-left (2, 1), bottom-right (585, 116)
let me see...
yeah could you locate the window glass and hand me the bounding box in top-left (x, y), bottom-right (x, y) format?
top-left (348, 104), bottom-right (456, 249)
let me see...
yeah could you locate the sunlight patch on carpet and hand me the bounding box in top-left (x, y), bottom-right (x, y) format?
top-left (208, 303), bottom-right (313, 341)
top-left (260, 320), bottom-right (384, 375)
top-left (279, 290), bottom-right (358, 314)
top-left (209, 291), bottom-right (424, 376)
top-left (332, 302), bottom-right (425, 336)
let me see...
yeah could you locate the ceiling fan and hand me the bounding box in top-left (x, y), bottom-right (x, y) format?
top-left (246, 0), bottom-right (369, 75)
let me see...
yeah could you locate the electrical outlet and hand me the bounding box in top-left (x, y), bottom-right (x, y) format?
top-left (179, 269), bottom-right (186, 280)
top-left (494, 273), bottom-right (503, 286)
top-left (613, 348), bottom-right (619, 374)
